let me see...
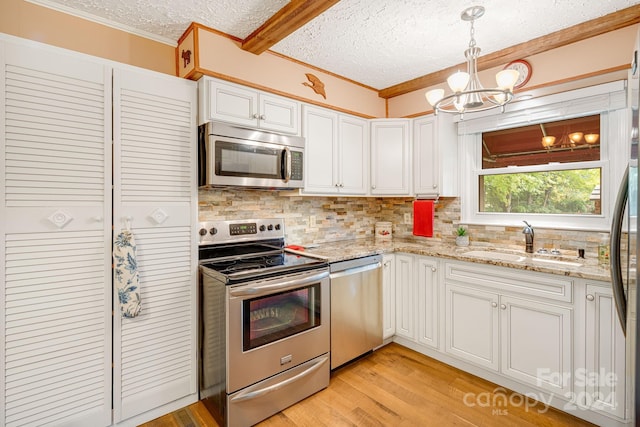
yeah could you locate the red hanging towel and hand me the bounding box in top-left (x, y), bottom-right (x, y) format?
top-left (413, 200), bottom-right (434, 237)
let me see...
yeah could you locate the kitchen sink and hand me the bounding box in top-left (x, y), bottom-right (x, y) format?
top-left (463, 250), bottom-right (583, 268)
top-left (463, 250), bottom-right (526, 263)
top-left (531, 257), bottom-right (583, 268)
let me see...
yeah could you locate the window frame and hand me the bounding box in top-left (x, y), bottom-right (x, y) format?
top-left (459, 80), bottom-right (628, 231)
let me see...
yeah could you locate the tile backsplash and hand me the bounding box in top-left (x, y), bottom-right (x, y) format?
top-left (199, 189), bottom-right (610, 260)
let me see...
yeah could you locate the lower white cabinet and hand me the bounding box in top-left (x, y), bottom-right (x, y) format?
top-left (500, 295), bottom-right (572, 395)
top-left (393, 254), bottom-right (439, 349)
top-left (584, 281), bottom-right (627, 419)
top-left (416, 257), bottom-right (439, 349)
top-left (394, 254), bottom-right (415, 340)
top-left (382, 254), bottom-right (396, 339)
top-left (444, 262), bottom-right (574, 395)
top-left (445, 283), bottom-right (500, 371)
top-left (387, 254), bottom-right (626, 426)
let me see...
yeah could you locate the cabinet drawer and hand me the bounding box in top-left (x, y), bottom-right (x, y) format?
top-left (444, 261), bottom-right (573, 302)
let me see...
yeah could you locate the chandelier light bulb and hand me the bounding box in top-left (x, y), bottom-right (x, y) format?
top-left (447, 71), bottom-right (470, 93)
top-left (425, 89), bottom-right (445, 106)
top-left (496, 69), bottom-right (519, 90)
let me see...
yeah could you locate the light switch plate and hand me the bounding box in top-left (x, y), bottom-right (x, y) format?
top-left (404, 213), bottom-right (411, 224)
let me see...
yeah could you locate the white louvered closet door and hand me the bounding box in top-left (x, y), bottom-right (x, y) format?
top-left (112, 67), bottom-right (198, 423)
top-left (1, 39), bottom-right (112, 426)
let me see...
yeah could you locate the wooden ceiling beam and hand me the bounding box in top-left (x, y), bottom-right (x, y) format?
top-left (242, 0), bottom-right (340, 54)
top-left (379, 4), bottom-right (640, 99)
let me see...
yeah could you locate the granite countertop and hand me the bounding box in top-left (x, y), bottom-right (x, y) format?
top-left (292, 238), bottom-right (611, 282)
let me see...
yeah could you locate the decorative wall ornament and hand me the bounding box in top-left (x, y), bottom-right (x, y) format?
top-left (181, 49), bottom-right (191, 68)
top-left (302, 73), bottom-right (326, 99)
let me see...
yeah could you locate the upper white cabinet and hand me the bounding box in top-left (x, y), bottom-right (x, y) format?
top-left (302, 105), bottom-right (368, 195)
top-left (413, 114), bottom-right (458, 197)
top-left (199, 77), bottom-right (299, 134)
top-left (370, 119), bottom-right (411, 195)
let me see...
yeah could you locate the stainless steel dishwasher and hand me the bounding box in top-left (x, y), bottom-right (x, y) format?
top-left (330, 255), bottom-right (383, 369)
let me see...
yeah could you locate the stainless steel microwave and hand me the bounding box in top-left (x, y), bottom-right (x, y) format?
top-left (198, 122), bottom-right (304, 190)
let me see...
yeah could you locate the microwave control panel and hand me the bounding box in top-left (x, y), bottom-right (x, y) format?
top-left (291, 151), bottom-right (303, 180)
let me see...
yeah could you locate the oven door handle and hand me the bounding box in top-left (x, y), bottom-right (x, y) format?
top-left (229, 270), bottom-right (329, 297)
top-left (230, 355), bottom-right (328, 403)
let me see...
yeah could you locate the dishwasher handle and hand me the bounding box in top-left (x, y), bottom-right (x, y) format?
top-left (330, 261), bottom-right (381, 279)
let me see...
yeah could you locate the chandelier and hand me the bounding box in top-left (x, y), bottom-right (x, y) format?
top-left (425, 6), bottom-right (519, 117)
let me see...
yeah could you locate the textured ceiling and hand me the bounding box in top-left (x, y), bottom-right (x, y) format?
top-left (29, 0), bottom-right (640, 90)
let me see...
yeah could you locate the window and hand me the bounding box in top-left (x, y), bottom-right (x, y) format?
top-left (458, 80), bottom-right (628, 230)
top-left (480, 115), bottom-right (601, 215)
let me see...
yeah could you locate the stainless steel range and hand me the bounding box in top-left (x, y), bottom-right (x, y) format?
top-left (198, 218), bottom-right (330, 427)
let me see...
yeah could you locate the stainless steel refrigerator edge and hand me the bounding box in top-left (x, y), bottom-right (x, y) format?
top-left (611, 27), bottom-right (639, 425)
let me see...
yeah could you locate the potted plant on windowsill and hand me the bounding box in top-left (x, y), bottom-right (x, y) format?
top-left (455, 226), bottom-right (469, 247)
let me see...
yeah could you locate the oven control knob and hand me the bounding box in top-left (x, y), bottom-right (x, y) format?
top-left (199, 228), bottom-right (207, 236)
top-left (267, 224), bottom-right (274, 231)
top-left (275, 224), bottom-right (281, 230)
top-left (259, 225), bottom-right (266, 232)
top-left (209, 227), bottom-right (217, 235)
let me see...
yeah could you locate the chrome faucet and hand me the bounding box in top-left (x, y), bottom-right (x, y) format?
top-left (522, 221), bottom-right (534, 253)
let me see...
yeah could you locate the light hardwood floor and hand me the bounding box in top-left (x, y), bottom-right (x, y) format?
top-left (140, 343), bottom-right (595, 427)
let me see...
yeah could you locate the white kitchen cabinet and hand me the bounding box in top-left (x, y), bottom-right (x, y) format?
top-left (584, 281), bottom-right (626, 419)
top-left (413, 114), bottom-right (458, 197)
top-left (445, 283), bottom-right (500, 371)
top-left (444, 261), bottom-right (574, 394)
top-left (302, 105), bottom-right (368, 195)
top-left (394, 254), bottom-right (415, 340)
top-left (1, 37), bottom-right (113, 427)
top-left (500, 295), bottom-right (572, 395)
top-left (416, 257), bottom-right (439, 349)
top-left (112, 67), bottom-right (198, 423)
top-left (382, 254), bottom-right (396, 339)
top-left (199, 77), bottom-right (299, 134)
top-left (370, 119), bottom-right (411, 195)
top-left (1, 35), bottom-right (197, 427)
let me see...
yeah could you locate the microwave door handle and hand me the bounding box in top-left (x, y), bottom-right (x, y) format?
top-left (283, 147), bottom-right (291, 183)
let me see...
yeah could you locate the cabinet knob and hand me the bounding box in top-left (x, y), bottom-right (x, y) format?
top-left (433, 184), bottom-right (437, 189)
top-left (500, 304), bottom-right (507, 310)
top-left (93, 216), bottom-right (103, 222)
top-left (384, 261), bottom-right (391, 267)
top-left (252, 113), bottom-right (259, 119)
top-left (491, 302), bottom-right (498, 308)
top-left (260, 114), bottom-right (266, 120)
top-left (586, 294), bottom-right (595, 301)
top-left (431, 267), bottom-right (436, 272)
top-left (372, 185), bottom-right (376, 189)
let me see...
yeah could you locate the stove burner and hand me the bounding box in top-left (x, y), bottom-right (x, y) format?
top-left (209, 254), bottom-right (285, 274)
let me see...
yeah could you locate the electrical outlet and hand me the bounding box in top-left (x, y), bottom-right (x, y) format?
top-left (404, 213), bottom-right (412, 224)
top-left (309, 215), bottom-right (316, 227)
